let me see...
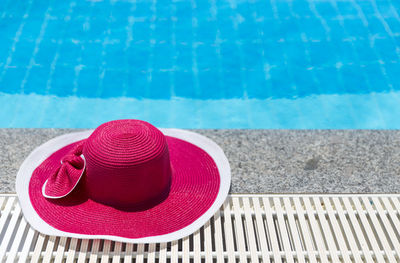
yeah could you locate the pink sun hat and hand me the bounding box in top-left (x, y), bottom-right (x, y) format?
top-left (16, 119), bottom-right (231, 243)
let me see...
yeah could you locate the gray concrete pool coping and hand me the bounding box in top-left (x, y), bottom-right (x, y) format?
top-left (1, 129), bottom-right (400, 193)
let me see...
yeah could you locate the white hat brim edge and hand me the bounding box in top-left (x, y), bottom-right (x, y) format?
top-left (16, 128), bottom-right (231, 243)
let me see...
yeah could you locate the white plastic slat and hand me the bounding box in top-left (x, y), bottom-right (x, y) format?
top-left (322, 197), bottom-right (352, 263)
top-left (112, 242), bottom-right (122, 263)
top-left (0, 196), bottom-right (6, 209)
top-left (0, 196), bottom-right (10, 235)
top-left (382, 197), bottom-right (400, 260)
top-left (42, 235), bottom-right (56, 263)
top-left (262, 197), bottom-right (282, 263)
top-left (18, 227), bottom-right (36, 263)
top-left (361, 196), bottom-right (396, 262)
top-left (203, 220), bottom-right (213, 263)
top-left (147, 242), bottom-right (156, 263)
top-left (171, 240), bottom-right (178, 263)
top-left (136, 243), bottom-right (145, 263)
top-left (242, 197), bottom-right (259, 263)
top-left (101, 240), bottom-right (112, 262)
top-left (341, 197), bottom-right (374, 263)
top-left (193, 228), bottom-right (201, 263)
top-left (159, 242), bottom-right (167, 263)
top-left (273, 197), bottom-right (294, 263)
top-left (222, 200), bottom-right (236, 263)
top-left (0, 203), bottom-right (20, 261)
top-left (283, 197), bottom-right (306, 263)
top-left (182, 235), bottom-right (190, 263)
top-left (123, 242), bottom-right (133, 262)
top-left (331, 197), bottom-right (363, 262)
top-left (372, 197), bottom-right (400, 260)
top-left (65, 238), bottom-right (78, 263)
top-left (293, 197), bottom-right (318, 263)
top-left (77, 239), bottom-right (89, 263)
top-left (253, 198), bottom-right (271, 263)
top-left (312, 197), bottom-right (340, 262)
top-left (53, 237), bottom-right (67, 263)
top-left (31, 233), bottom-right (46, 262)
top-left (5, 207), bottom-right (25, 263)
top-left (351, 197), bottom-right (385, 262)
top-left (303, 197), bottom-right (330, 263)
top-left (89, 239), bottom-right (101, 263)
top-left (232, 197), bottom-right (248, 263)
top-left (1, 194), bottom-right (400, 262)
top-left (213, 210), bottom-right (224, 263)
top-left (390, 196), bottom-right (400, 214)
top-left (0, 197), bottom-right (16, 251)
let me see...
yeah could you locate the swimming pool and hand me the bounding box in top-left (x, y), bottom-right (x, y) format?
top-left (0, 0), bottom-right (400, 128)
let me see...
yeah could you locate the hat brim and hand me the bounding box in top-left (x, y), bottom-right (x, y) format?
top-left (16, 129), bottom-right (231, 243)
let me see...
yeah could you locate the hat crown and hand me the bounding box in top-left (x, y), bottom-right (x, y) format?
top-left (83, 119), bottom-right (171, 208)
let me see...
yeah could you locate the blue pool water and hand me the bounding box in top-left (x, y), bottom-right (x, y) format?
top-left (0, 0), bottom-right (400, 128)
